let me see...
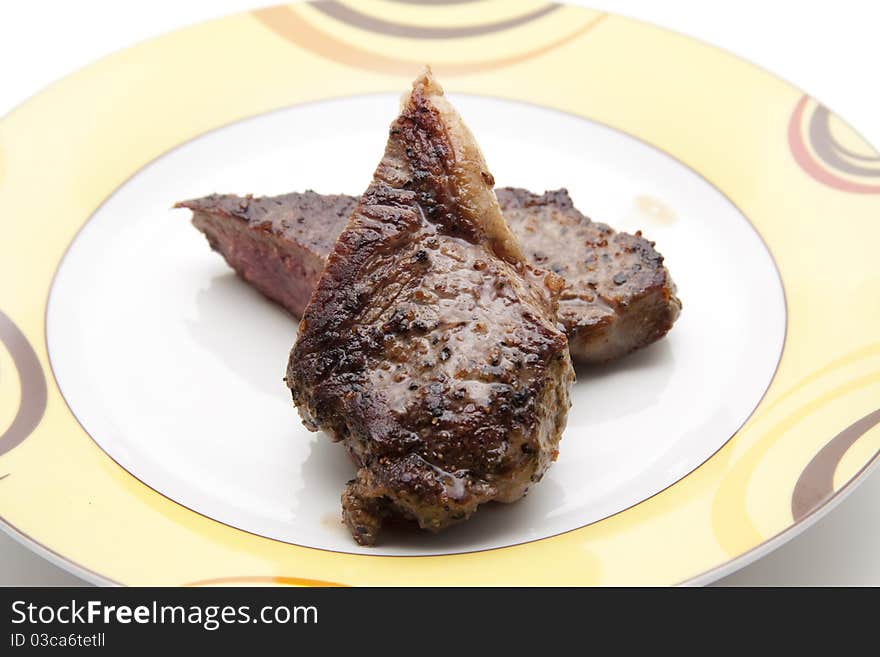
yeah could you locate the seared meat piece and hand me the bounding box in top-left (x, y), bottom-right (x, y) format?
top-left (287, 70), bottom-right (574, 545)
top-left (176, 191), bottom-right (354, 318)
top-left (178, 192), bottom-right (679, 363)
top-left (498, 188), bottom-right (681, 363)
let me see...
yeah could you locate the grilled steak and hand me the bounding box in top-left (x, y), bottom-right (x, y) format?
top-left (499, 188), bottom-right (681, 363)
top-left (177, 191), bottom-right (353, 318)
top-left (179, 191), bottom-right (679, 363)
top-left (286, 70), bottom-right (574, 545)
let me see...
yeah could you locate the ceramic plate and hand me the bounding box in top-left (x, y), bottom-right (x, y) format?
top-left (2, 0), bottom-right (879, 586)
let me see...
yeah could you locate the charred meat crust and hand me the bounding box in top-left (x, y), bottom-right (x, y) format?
top-left (179, 187), bottom-right (680, 363)
top-left (497, 188), bottom-right (681, 363)
top-left (286, 70), bottom-right (573, 544)
top-left (175, 191), bottom-right (356, 317)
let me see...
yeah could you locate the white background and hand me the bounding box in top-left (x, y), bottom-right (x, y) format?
top-left (1, 0), bottom-right (879, 586)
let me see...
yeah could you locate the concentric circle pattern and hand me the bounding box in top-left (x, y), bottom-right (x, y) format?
top-left (788, 95), bottom-right (880, 193)
top-left (252, 1), bottom-right (607, 76)
top-left (0, 311), bottom-right (47, 459)
top-left (1, 1), bottom-right (879, 585)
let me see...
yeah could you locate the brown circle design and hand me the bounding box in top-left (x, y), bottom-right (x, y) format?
top-left (388, 1), bottom-right (482, 5)
top-left (791, 408), bottom-right (880, 521)
top-left (252, 3), bottom-right (605, 77)
top-left (788, 94), bottom-right (880, 194)
top-left (310, 0), bottom-right (561, 39)
top-left (0, 310), bottom-right (47, 458)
